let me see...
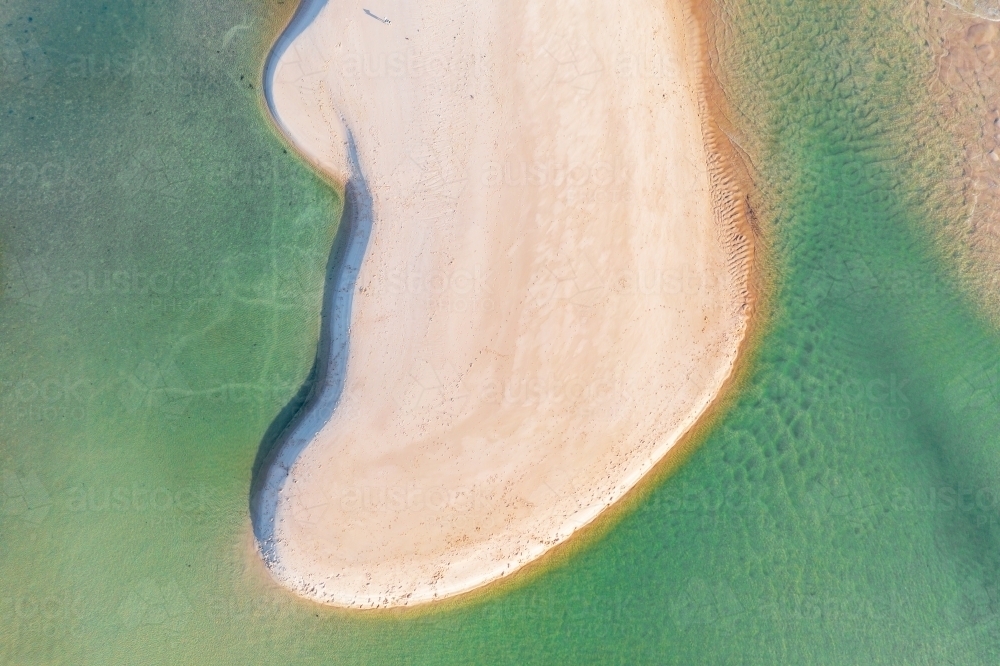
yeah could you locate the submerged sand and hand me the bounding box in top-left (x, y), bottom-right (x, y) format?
top-left (253, 0), bottom-right (752, 608)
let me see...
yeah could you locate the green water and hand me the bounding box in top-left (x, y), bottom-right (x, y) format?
top-left (3, 0), bottom-right (1000, 662)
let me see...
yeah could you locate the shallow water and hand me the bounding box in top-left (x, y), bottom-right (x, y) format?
top-left (2, 0), bottom-right (1000, 663)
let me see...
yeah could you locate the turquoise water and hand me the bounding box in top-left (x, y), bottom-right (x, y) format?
top-left (3, 0), bottom-right (1000, 662)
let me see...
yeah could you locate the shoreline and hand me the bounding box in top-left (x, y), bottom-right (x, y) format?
top-left (252, 0), bottom-right (757, 609)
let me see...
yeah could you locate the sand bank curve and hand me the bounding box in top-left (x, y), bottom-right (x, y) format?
top-left (252, 0), bottom-right (753, 608)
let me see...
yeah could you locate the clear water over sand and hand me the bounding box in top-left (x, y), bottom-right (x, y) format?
top-left (2, 0), bottom-right (1000, 662)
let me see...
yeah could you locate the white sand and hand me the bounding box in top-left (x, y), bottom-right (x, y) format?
top-left (255, 0), bottom-right (752, 608)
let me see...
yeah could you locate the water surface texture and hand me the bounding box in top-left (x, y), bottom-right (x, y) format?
top-left (2, 0), bottom-right (1000, 663)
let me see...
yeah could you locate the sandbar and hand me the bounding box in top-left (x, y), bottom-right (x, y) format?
top-left (252, 0), bottom-right (753, 608)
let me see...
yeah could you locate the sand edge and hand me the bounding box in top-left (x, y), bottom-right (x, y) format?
top-left (252, 0), bottom-right (759, 609)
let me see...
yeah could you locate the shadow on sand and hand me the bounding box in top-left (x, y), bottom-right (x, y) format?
top-left (249, 128), bottom-right (371, 565)
top-left (261, 0), bottom-right (328, 119)
top-left (250, 0), bottom-right (373, 562)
